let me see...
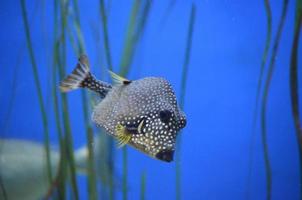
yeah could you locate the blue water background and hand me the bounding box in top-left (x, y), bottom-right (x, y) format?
top-left (0, 0), bottom-right (301, 199)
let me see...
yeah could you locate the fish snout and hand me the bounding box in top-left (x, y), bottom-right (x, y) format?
top-left (155, 149), bottom-right (175, 162)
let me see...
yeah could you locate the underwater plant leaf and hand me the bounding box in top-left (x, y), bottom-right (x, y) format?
top-left (122, 144), bottom-right (128, 200)
top-left (52, 11), bottom-right (67, 198)
top-left (119, 0), bottom-right (151, 77)
top-left (175, 4), bottom-right (196, 200)
top-left (20, 0), bottom-right (53, 184)
top-left (136, 0), bottom-right (152, 44)
top-left (290, 0), bottom-right (302, 146)
top-left (70, 0), bottom-right (98, 199)
top-left (98, 1), bottom-right (116, 199)
top-left (140, 171), bottom-right (146, 200)
top-left (100, 0), bottom-right (113, 71)
top-left (50, 2), bottom-right (72, 199)
top-left (119, 0), bottom-right (141, 77)
top-left (178, 5), bottom-right (195, 109)
top-left (2, 45), bottom-right (22, 136)
top-left (290, 0), bottom-right (302, 197)
top-left (2, 0), bottom-right (40, 136)
top-left (52, 51), bottom-right (66, 199)
top-left (56, 0), bottom-right (80, 199)
top-left (260, 0), bottom-right (289, 199)
top-left (246, 0), bottom-right (272, 198)
top-left (159, 0), bottom-right (176, 28)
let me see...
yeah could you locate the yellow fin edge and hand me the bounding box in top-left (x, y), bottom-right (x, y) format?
top-left (115, 124), bottom-right (131, 148)
top-left (108, 70), bottom-right (130, 85)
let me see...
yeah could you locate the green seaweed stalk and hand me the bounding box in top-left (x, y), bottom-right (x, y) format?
top-left (52, 2), bottom-right (69, 197)
top-left (260, 0), bottom-right (288, 199)
top-left (99, 1), bottom-right (115, 198)
top-left (2, 1), bottom-right (40, 135)
top-left (160, 0), bottom-right (176, 28)
top-left (122, 145), bottom-right (128, 200)
top-left (71, 0), bottom-right (98, 199)
top-left (246, 0), bottom-right (272, 199)
top-left (52, 60), bottom-right (67, 199)
top-left (175, 4), bottom-right (196, 200)
top-left (52, 6), bottom-right (67, 197)
top-left (57, 0), bottom-right (80, 198)
top-left (20, 0), bottom-right (52, 184)
top-left (140, 171), bottom-right (146, 200)
top-left (100, 0), bottom-right (113, 71)
top-left (290, 0), bottom-right (302, 198)
top-left (119, 0), bottom-right (141, 76)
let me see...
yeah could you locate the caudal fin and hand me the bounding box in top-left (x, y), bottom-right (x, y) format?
top-left (59, 55), bottom-right (90, 92)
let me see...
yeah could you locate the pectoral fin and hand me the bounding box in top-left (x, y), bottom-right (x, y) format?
top-left (115, 124), bottom-right (132, 148)
top-left (115, 118), bottom-right (146, 148)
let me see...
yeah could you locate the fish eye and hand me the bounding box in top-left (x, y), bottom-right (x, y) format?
top-left (159, 110), bottom-right (172, 123)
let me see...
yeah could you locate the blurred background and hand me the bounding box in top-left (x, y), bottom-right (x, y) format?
top-left (0, 0), bottom-right (302, 199)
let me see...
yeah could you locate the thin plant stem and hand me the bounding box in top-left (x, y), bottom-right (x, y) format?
top-left (71, 0), bottom-right (98, 199)
top-left (175, 4), bottom-right (196, 200)
top-left (260, 1), bottom-right (288, 199)
top-left (123, 145), bottom-right (128, 200)
top-left (246, 0), bottom-right (272, 199)
top-left (20, 0), bottom-right (52, 184)
top-left (140, 171), bottom-right (146, 200)
top-left (119, 0), bottom-right (141, 76)
top-left (100, 0), bottom-right (113, 71)
top-left (57, 0), bottom-right (80, 198)
top-left (2, 0), bottom-right (40, 135)
top-left (290, 0), bottom-right (302, 198)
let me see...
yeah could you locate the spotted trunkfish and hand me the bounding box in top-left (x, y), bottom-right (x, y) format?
top-left (60, 55), bottom-right (186, 162)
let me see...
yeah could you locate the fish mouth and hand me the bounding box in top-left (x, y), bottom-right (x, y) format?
top-left (155, 150), bottom-right (175, 162)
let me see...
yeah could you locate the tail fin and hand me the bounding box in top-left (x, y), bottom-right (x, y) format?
top-left (59, 55), bottom-right (90, 92)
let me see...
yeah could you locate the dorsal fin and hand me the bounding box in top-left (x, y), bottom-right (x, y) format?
top-left (109, 70), bottom-right (132, 85)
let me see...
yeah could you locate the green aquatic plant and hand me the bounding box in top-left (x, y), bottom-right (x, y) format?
top-left (71, 0), bottom-right (98, 199)
top-left (51, 2), bottom-right (69, 199)
top-left (100, 0), bottom-right (113, 71)
top-left (99, 1), bottom-right (116, 199)
top-left (119, 0), bottom-right (141, 77)
top-left (52, 43), bottom-right (67, 200)
top-left (246, 0), bottom-right (272, 199)
top-left (175, 4), bottom-right (196, 200)
top-left (2, 0), bottom-right (40, 135)
top-left (140, 171), bottom-right (146, 200)
top-left (20, 0), bottom-right (52, 184)
top-left (260, 0), bottom-right (289, 199)
top-left (290, 0), bottom-right (302, 198)
top-left (160, 0), bottom-right (176, 27)
top-left (3, 46), bottom-right (23, 135)
top-left (53, 0), bottom-right (81, 199)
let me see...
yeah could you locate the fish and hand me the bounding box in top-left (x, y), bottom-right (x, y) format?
top-left (60, 55), bottom-right (186, 162)
top-left (0, 138), bottom-right (104, 200)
